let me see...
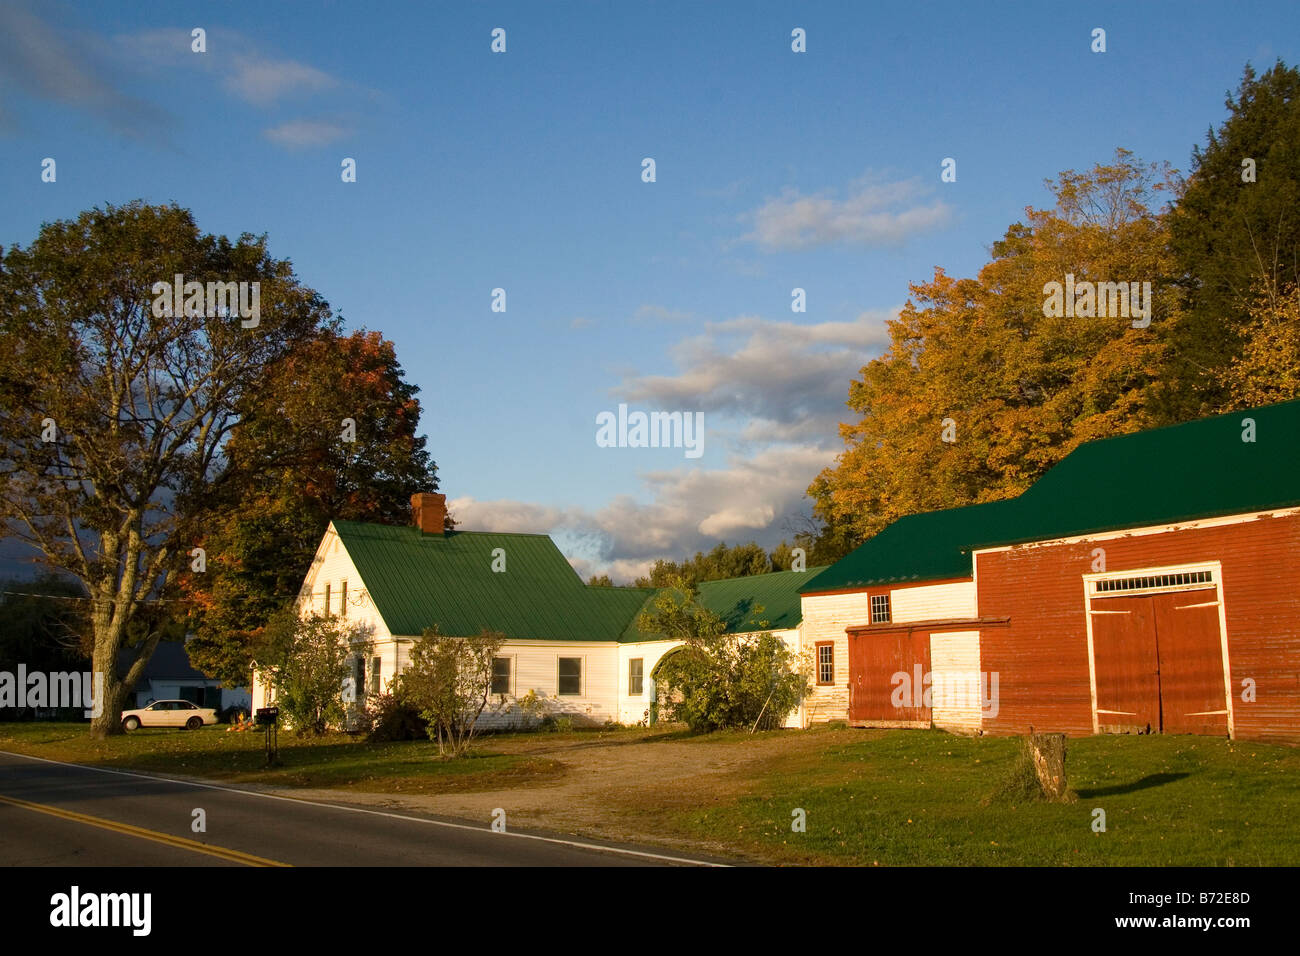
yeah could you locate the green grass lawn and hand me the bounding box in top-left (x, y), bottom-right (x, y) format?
top-left (0, 722), bottom-right (564, 795)
top-left (676, 729), bottom-right (1300, 866)
top-left (5, 721), bottom-right (1295, 865)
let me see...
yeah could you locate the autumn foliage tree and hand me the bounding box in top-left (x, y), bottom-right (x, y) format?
top-left (183, 329), bottom-right (443, 688)
top-left (0, 202), bottom-right (330, 737)
top-left (811, 151), bottom-right (1178, 542)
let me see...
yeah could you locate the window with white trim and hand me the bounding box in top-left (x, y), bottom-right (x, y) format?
top-left (558, 657), bottom-right (582, 696)
top-left (1093, 569), bottom-right (1213, 594)
top-left (491, 657), bottom-right (512, 696)
top-left (870, 593), bottom-right (891, 623)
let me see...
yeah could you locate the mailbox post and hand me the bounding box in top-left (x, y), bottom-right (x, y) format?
top-left (255, 706), bottom-right (279, 765)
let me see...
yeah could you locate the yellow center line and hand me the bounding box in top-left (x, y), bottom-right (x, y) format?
top-left (0, 793), bottom-right (291, 867)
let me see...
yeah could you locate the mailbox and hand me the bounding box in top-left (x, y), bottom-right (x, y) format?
top-left (254, 706), bottom-right (279, 726)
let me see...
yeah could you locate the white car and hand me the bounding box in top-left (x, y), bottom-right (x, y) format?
top-left (121, 699), bottom-right (218, 731)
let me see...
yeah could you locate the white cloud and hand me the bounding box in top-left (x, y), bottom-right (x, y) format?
top-left (742, 174), bottom-right (951, 250)
top-left (112, 27), bottom-right (339, 107)
top-left (450, 311), bottom-right (897, 581)
top-left (620, 311), bottom-right (896, 449)
top-left (226, 54), bottom-right (337, 106)
top-left (447, 442), bottom-right (833, 584)
top-left (263, 118), bottom-right (351, 148)
top-left (0, 3), bottom-right (171, 140)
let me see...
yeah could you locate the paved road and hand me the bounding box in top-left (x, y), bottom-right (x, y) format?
top-left (0, 751), bottom-right (728, 867)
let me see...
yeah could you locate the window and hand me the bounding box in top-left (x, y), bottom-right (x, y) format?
top-left (352, 656), bottom-right (365, 699)
top-left (816, 643), bottom-right (834, 685)
top-left (369, 656), bottom-right (381, 695)
top-left (491, 657), bottom-right (512, 696)
top-left (628, 658), bottom-right (644, 696)
top-left (558, 657), bottom-right (582, 696)
top-left (324, 583), bottom-right (331, 618)
top-left (340, 580), bottom-right (348, 618)
top-left (870, 593), bottom-right (891, 623)
top-left (1093, 569), bottom-right (1213, 594)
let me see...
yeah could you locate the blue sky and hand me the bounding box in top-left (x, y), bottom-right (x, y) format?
top-left (2, 1), bottom-right (1297, 581)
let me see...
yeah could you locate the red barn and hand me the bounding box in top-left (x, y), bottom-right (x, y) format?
top-left (799, 399), bottom-right (1300, 743)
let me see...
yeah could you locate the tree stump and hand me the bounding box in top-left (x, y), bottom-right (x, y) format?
top-left (1026, 732), bottom-right (1069, 801)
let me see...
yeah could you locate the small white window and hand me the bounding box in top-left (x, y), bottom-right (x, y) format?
top-left (870, 593), bottom-right (891, 623)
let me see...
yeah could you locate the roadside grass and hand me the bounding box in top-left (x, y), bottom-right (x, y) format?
top-left (674, 729), bottom-right (1300, 866)
top-left (6, 721), bottom-right (1295, 865)
top-left (0, 722), bottom-right (564, 796)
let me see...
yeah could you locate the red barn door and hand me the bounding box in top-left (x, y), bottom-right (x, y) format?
top-left (1152, 590), bottom-right (1228, 736)
top-left (1090, 587), bottom-right (1228, 736)
top-left (849, 628), bottom-right (931, 727)
top-left (1091, 595), bottom-right (1162, 733)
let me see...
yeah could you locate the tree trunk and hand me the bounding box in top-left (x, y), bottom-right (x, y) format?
top-left (1027, 732), bottom-right (1069, 801)
top-left (90, 639), bottom-right (127, 739)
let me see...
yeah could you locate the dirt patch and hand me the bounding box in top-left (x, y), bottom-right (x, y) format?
top-left (256, 727), bottom-right (863, 857)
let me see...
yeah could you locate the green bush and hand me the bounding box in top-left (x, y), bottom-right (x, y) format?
top-left (639, 579), bottom-right (809, 733)
top-left (364, 692), bottom-right (429, 742)
top-left (655, 631), bottom-right (808, 732)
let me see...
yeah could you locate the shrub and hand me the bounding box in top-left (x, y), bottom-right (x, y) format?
top-left (397, 626), bottom-right (504, 757)
top-left (364, 692), bottom-right (429, 742)
top-left (641, 578), bottom-right (809, 733)
top-left (262, 609), bottom-right (372, 735)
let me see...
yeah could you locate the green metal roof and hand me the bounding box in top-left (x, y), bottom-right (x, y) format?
top-left (331, 521), bottom-right (653, 641)
top-left (622, 566), bottom-right (829, 642)
top-left (802, 398), bottom-right (1300, 593)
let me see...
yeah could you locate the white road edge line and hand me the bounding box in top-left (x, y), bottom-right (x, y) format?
top-left (0, 750), bottom-right (728, 867)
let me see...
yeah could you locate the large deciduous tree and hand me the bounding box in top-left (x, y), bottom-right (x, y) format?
top-left (810, 151), bottom-right (1178, 543)
top-left (181, 329), bottom-right (442, 688)
top-left (0, 201), bottom-right (331, 737)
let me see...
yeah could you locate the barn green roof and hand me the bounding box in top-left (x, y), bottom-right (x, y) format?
top-left (802, 398), bottom-right (1300, 593)
top-left (331, 520), bottom-right (653, 641)
top-left (622, 566), bottom-right (828, 642)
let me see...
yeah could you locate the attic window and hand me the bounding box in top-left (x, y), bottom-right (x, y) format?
top-left (870, 593), bottom-right (891, 623)
top-left (1093, 570), bottom-right (1213, 595)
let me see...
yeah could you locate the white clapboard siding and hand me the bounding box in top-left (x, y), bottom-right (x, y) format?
top-left (296, 523), bottom-right (392, 642)
top-left (798, 592), bottom-right (868, 722)
top-left (890, 581), bottom-right (977, 622)
top-left (617, 631), bottom-right (805, 727)
top-left (617, 640), bottom-right (677, 725)
top-left (928, 630), bottom-right (983, 734)
top-left (473, 641), bottom-right (620, 729)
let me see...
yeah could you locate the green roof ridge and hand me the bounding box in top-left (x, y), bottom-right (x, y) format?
top-left (802, 398), bottom-right (1300, 593)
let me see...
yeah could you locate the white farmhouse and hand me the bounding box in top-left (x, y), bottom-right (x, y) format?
top-left (249, 493), bottom-right (826, 730)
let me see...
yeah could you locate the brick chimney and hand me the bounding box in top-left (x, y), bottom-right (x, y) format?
top-left (411, 492), bottom-right (447, 535)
